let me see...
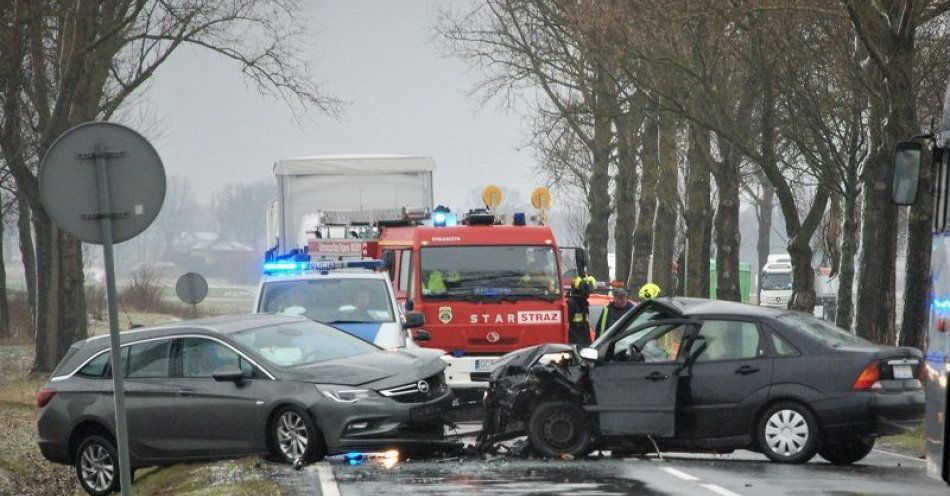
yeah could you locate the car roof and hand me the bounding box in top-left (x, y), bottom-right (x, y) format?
top-left (82, 313), bottom-right (310, 347)
top-left (260, 270), bottom-right (386, 283)
top-left (650, 297), bottom-right (788, 318)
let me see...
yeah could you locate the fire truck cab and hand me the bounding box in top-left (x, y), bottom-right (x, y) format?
top-left (377, 220), bottom-right (570, 396)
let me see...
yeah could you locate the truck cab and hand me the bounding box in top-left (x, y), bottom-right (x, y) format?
top-left (759, 254), bottom-right (793, 308)
top-left (378, 222), bottom-right (569, 396)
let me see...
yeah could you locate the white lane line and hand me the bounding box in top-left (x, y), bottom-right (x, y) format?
top-left (873, 448), bottom-right (925, 463)
top-left (701, 483), bottom-right (743, 496)
top-left (661, 466), bottom-right (700, 481)
top-left (312, 462), bottom-right (341, 496)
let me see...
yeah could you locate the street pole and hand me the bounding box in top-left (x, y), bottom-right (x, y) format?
top-left (92, 143), bottom-right (133, 496)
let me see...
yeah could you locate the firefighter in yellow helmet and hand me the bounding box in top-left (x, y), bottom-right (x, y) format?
top-left (567, 276), bottom-right (596, 346)
top-left (639, 282), bottom-right (661, 300)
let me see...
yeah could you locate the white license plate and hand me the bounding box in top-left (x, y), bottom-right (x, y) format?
top-left (474, 359), bottom-right (495, 371)
top-left (893, 365), bottom-right (913, 379)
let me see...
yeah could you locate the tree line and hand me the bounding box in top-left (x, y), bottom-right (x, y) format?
top-left (439, 0), bottom-right (950, 347)
top-left (0, 0), bottom-right (338, 372)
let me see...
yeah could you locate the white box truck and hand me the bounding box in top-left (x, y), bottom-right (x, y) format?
top-left (267, 154), bottom-right (435, 256)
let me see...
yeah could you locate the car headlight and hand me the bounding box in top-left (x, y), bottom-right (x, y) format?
top-left (316, 385), bottom-right (375, 403)
top-left (537, 351), bottom-right (573, 366)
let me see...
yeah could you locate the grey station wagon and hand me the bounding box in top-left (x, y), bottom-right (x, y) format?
top-left (37, 314), bottom-right (452, 495)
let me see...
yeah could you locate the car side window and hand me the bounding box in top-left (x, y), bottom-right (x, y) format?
top-left (77, 352), bottom-right (110, 378)
top-left (126, 340), bottom-right (172, 378)
top-left (695, 320), bottom-right (763, 362)
top-left (611, 323), bottom-right (687, 363)
top-left (181, 338), bottom-right (252, 378)
top-left (770, 331), bottom-right (799, 357)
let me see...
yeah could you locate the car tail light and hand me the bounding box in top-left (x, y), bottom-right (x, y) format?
top-left (852, 362), bottom-right (881, 390)
top-left (36, 388), bottom-right (56, 408)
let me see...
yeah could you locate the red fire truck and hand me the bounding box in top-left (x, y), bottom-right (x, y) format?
top-left (375, 213), bottom-right (576, 399)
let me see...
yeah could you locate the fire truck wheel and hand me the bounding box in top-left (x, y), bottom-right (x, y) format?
top-left (527, 401), bottom-right (592, 459)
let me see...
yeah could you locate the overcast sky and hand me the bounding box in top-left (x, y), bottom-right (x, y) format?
top-left (139, 0), bottom-right (539, 208)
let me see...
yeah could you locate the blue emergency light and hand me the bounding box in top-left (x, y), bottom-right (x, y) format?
top-left (264, 258), bottom-right (385, 275)
top-left (262, 261), bottom-right (309, 273)
top-left (432, 205), bottom-right (457, 227)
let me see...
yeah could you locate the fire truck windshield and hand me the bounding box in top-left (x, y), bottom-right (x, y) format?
top-left (259, 279), bottom-right (395, 324)
top-left (420, 245), bottom-right (559, 299)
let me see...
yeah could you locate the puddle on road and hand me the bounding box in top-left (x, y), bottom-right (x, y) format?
top-left (332, 462), bottom-right (667, 495)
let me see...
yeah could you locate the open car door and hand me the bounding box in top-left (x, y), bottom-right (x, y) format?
top-left (588, 318), bottom-right (700, 437)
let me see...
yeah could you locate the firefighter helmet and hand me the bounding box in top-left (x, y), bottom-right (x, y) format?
top-left (639, 282), bottom-right (661, 300)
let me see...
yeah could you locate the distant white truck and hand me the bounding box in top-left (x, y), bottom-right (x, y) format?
top-left (267, 154), bottom-right (435, 256)
top-left (759, 253), bottom-right (839, 320)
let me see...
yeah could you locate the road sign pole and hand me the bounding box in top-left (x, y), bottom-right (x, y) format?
top-left (92, 144), bottom-right (133, 496)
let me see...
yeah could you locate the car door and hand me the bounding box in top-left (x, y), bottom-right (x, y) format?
top-left (120, 338), bottom-right (181, 462)
top-left (168, 337), bottom-right (269, 457)
top-left (589, 319), bottom-right (699, 437)
top-left (678, 318), bottom-right (773, 440)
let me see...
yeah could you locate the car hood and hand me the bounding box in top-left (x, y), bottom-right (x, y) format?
top-left (282, 347), bottom-right (446, 388)
top-left (489, 343), bottom-right (576, 380)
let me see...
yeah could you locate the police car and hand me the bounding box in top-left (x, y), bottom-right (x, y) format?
top-left (255, 260), bottom-right (428, 348)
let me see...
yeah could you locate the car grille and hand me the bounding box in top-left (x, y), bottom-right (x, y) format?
top-left (379, 372), bottom-right (447, 403)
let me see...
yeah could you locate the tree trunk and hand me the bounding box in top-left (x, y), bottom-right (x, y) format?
top-left (685, 124), bottom-right (712, 297)
top-left (651, 110), bottom-right (678, 292)
top-left (900, 146), bottom-right (933, 350)
top-left (755, 173), bottom-right (773, 286)
top-left (0, 216), bottom-right (8, 338)
top-left (714, 144), bottom-right (742, 302)
top-left (583, 64), bottom-right (613, 281)
top-left (17, 197), bottom-right (35, 324)
top-left (613, 110), bottom-right (641, 284)
top-left (836, 176), bottom-right (860, 330)
top-left (629, 110), bottom-right (659, 288)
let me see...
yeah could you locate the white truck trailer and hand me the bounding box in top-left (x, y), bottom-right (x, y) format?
top-left (267, 154), bottom-right (435, 256)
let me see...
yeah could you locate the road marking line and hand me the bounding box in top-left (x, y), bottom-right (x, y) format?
top-left (873, 448), bottom-right (925, 463)
top-left (661, 466), bottom-right (700, 481)
top-left (701, 483), bottom-right (743, 496)
top-left (313, 462), bottom-right (341, 496)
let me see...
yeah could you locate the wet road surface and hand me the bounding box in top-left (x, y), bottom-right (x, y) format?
top-left (302, 448), bottom-right (949, 496)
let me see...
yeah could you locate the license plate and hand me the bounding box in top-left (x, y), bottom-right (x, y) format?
top-left (474, 359), bottom-right (495, 371)
top-left (893, 365), bottom-right (913, 379)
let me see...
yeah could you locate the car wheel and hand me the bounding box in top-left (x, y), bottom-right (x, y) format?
top-left (818, 436), bottom-right (875, 465)
top-left (756, 402), bottom-right (819, 464)
top-left (269, 406), bottom-right (325, 464)
top-left (527, 401), bottom-right (592, 458)
top-left (74, 435), bottom-right (120, 496)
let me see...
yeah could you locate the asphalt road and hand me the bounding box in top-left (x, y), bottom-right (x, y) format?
top-left (296, 447), bottom-right (948, 496)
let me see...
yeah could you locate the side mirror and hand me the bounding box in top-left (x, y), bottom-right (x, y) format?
top-left (212, 365), bottom-right (245, 383)
top-left (413, 329), bottom-right (431, 342)
top-left (405, 299), bottom-right (414, 311)
top-left (892, 141), bottom-right (924, 205)
top-left (403, 311), bottom-right (425, 329)
top-left (579, 347), bottom-right (599, 362)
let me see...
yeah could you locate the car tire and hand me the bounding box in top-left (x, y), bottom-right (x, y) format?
top-left (74, 435), bottom-right (121, 496)
top-left (756, 401), bottom-right (819, 464)
top-left (269, 406), bottom-right (325, 464)
top-left (527, 401), bottom-right (593, 459)
top-left (818, 436), bottom-right (875, 465)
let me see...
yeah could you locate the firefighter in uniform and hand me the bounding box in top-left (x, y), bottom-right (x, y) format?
top-left (567, 276), bottom-right (596, 347)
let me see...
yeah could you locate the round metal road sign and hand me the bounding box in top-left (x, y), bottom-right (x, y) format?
top-left (39, 122), bottom-right (166, 244)
top-left (176, 272), bottom-right (209, 305)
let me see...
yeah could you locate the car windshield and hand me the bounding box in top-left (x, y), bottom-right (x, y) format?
top-left (760, 272), bottom-right (792, 290)
top-left (420, 245), bottom-right (559, 299)
top-left (231, 321), bottom-right (379, 367)
top-left (776, 313), bottom-right (872, 348)
top-left (258, 278), bottom-right (394, 324)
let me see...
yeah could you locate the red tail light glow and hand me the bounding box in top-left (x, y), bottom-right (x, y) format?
top-left (852, 362), bottom-right (880, 390)
top-left (36, 388), bottom-right (56, 408)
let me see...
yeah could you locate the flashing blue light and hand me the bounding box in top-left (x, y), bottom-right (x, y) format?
top-left (344, 452), bottom-right (365, 465)
top-left (434, 212), bottom-right (447, 225)
top-left (933, 299), bottom-right (950, 310)
top-left (452, 349), bottom-right (465, 358)
top-left (263, 262), bottom-right (308, 272)
top-left (513, 212), bottom-right (526, 226)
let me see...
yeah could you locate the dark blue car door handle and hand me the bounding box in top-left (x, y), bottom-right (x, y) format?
top-left (735, 365), bottom-right (760, 375)
top-left (645, 371), bottom-right (668, 381)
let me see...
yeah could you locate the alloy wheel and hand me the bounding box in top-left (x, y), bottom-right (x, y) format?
top-left (79, 442), bottom-right (115, 493)
top-left (764, 409), bottom-right (809, 457)
top-left (276, 410), bottom-right (309, 461)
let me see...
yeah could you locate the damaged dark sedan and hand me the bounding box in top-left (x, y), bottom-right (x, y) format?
top-left (478, 298), bottom-right (924, 465)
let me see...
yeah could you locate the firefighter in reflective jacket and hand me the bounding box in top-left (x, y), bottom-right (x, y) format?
top-left (596, 287), bottom-right (635, 337)
top-left (568, 276), bottom-right (596, 346)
